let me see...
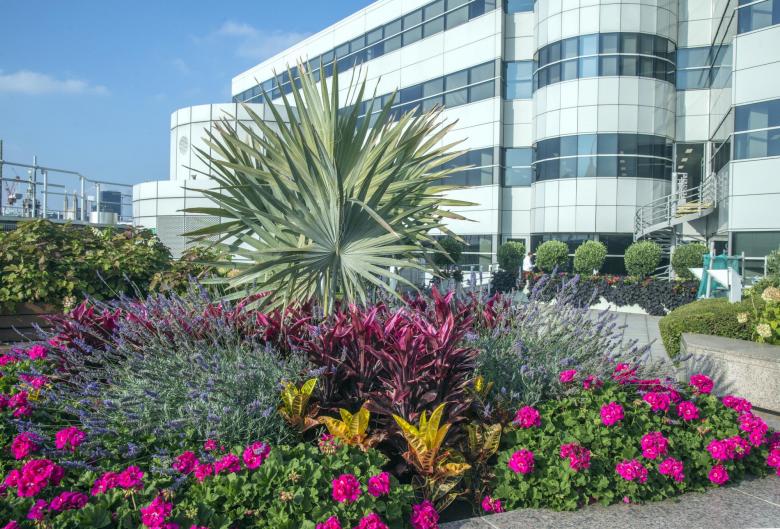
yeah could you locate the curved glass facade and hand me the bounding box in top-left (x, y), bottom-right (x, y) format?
top-left (532, 133), bottom-right (673, 181)
top-left (534, 32), bottom-right (676, 90)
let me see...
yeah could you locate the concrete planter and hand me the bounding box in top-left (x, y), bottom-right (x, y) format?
top-left (680, 333), bottom-right (780, 414)
top-left (0, 303), bottom-right (56, 343)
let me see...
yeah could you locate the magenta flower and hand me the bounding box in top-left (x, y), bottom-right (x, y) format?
top-left (560, 443), bottom-right (591, 471)
top-left (316, 517), bottom-right (342, 529)
top-left (118, 466), bottom-right (144, 489)
top-left (140, 495), bottom-right (173, 528)
top-left (26, 345), bottom-right (47, 360)
top-left (367, 471), bottom-right (391, 497)
top-left (643, 391), bottom-right (671, 412)
top-left (615, 459), bottom-right (648, 483)
top-left (512, 406), bottom-right (541, 428)
top-left (54, 427), bottom-right (86, 452)
top-left (640, 432), bottom-right (669, 460)
top-left (2, 522), bottom-right (20, 529)
top-left (481, 496), bottom-right (505, 513)
top-left (242, 441), bottom-right (271, 470)
top-left (600, 402), bottom-right (624, 426)
top-left (583, 375), bottom-right (603, 390)
top-left (172, 451), bottom-right (199, 474)
top-left (318, 433), bottom-right (341, 454)
top-left (331, 473), bottom-right (361, 503)
top-left (203, 439), bottom-right (218, 451)
top-left (194, 463), bottom-right (213, 482)
top-left (27, 499), bottom-right (48, 520)
top-left (658, 457), bottom-right (685, 482)
top-left (706, 439), bottom-right (734, 461)
top-left (722, 395), bottom-right (752, 413)
top-left (559, 370), bottom-right (577, 383)
top-left (11, 433), bottom-right (39, 460)
top-left (612, 363), bottom-right (637, 383)
top-left (357, 513), bottom-right (389, 529)
top-left (689, 373), bottom-right (713, 394)
top-left (16, 459), bottom-right (64, 497)
top-left (91, 471), bottom-right (119, 495)
top-left (410, 500), bottom-right (439, 529)
top-left (49, 491), bottom-right (88, 511)
top-left (708, 464), bottom-right (729, 485)
top-left (767, 447), bottom-right (780, 475)
top-left (676, 401), bottom-right (700, 421)
top-left (508, 449), bottom-right (535, 475)
top-left (739, 413), bottom-right (768, 447)
top-left (214, 454), bottom-right (241, 475)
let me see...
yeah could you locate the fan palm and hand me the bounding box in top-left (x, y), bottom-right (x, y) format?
top-left (184, 62), bottom-right (473, 314)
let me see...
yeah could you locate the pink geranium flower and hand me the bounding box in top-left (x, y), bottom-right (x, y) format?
top-left (316, 517), bottom-right (342, 529)
top-left (140, 495), bottom-right (173, 528)
top-left (722, 395), bottom-right (752, 413)
top-left (242, 442), bottom-right (271, 470)
top-left (214, 454), bottom-right (240, 475)
top-left (709, 464), bottom-right (729, 485)
top-left (357, 513), bottom-right (388, 529)
top-left (117, 466), bottom-right (144, 489)
top-left (54, 427), bottom-right (86, 451)
top-left (331, 473), bottom-right (361, 503)
top-left (616, 459), bottom-right (648, 483)
top-left (560, 443), bottom-right (591, 471)
top-left (11, 433), bottom-right (39, 460)
top-left (559, 370), bottom-right (577, 383)
top-left (643, 391), bottom-right (671, 412)
top-left (689, 374), bottom-right (713, 394)
top-left (481, 495), bottom-right (505, 513)
top-left (194, 463), bottom-right (213, 482)
top-left (640, 432), bottom-right (669, 460)
top-left (410, 500), bottom-right (439, 529)
top-left (512, 406), bottom-right (541, 428)
top-left (172, 451), bottom-right (199, 474)
top-left (658, 457), bottom-right (685, 482)
top-left (676, 401), bottom-right (699, 421)
top-left (91, 471), bottom-right (119, 496)
top-left (49, 491), bottom-right (88, 511)
top-left (600, 402), bottom-right (624, 426)
top-left (27, 499), bottom-right (48, 520)
top-left (367, 472), bottom-right (390, 497)
top-left (508, 449), bottom-right (535, 475)
top-left (26, 345), bottom-right (47, 360)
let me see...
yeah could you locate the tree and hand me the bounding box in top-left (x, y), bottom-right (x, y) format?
top-left (671, 243), bottom-right (707, 280)
top-left (573, 240), bottom-right (607, 275)
top-left (536, 240), bottom-right (570, 272)
top-left (497, 241), bottom-right (525, 272)
top-left (624, 241), bottom-right (662, 278)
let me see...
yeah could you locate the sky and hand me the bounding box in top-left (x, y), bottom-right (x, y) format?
top-left (0, 0), bottom-right (370, 187)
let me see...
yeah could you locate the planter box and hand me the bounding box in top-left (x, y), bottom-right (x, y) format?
top-left (0, 303), bottom-right (56, 343)
top-left (680, 333), bottom-right (780, 413)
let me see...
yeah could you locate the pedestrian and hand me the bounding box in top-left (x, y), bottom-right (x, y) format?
top-left (522, 251), bottom-right (534, 282)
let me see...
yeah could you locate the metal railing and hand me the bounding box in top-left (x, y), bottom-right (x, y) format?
top-left (0, 147), bottom-right (133, 225)
top-left (634, 173), bottom-right (718, 240)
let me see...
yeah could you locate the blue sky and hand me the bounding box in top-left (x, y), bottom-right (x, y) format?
top-left (0, 0), bottom-right (369, 186)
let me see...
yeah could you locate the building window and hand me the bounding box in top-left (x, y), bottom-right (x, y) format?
top-left (233, 0), bottom-right (499, 103)
top-left (533, 32), bottom-right (676, 91)
top-left (733, 98), bottom-right (780, 160)
top-left (506, 0), bottom-right (534, 13)
top-left (737, 0), bottom-right (780, 33)
top-left (532, 134), bottom-right (673, 182)
top-left (435, 147), bottom-right (497, 186)
top-left (504, 61), bottom-right (533, 99)
top-left (502, 148), bottom-right (534, 186)
top-left (676, 47), bottom-right (712, 90)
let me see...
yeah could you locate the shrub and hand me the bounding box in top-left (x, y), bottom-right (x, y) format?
top-left (671, 243), bottom-right (708, 280)
top-left (754, 286), bottom-right (780, 344)
top-left (432, 237), bottom-right (465, 268)
top-left (148, 245), bottom-right (232, 294)
top-left (624, 241), bottom-right (662, 278)
top-left (491, 270), bottom-right (518, 294)
top-left (492, 376), bottom-right (773, 511)
top-left (767, 247), bottom-right (780, 276)
top-left (573, 241), bottom-right (607, 275)
top-left (535, 241), bottom-right (570, 273)
top-left (497, 241), bottom-right (525, 272)
top-left (0, 220), bottom-right (171, 309)
top-left (475, 275), bottom-right (670, 415)
top-left (658, 298), bottom-right (760, 357)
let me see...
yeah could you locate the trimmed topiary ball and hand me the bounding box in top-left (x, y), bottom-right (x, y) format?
top-left (536, 240), bottom-right (570, 272)
top-left (574, 240), bottom-right (607, 275)
top-left (498, 241), bottom-right (526, 272)
top-left (432, 236), bottom-right (465, 269)
top-left (671, 243), bottom-right (708, 280)
top-left (624, 241), bottom-right (662, 278)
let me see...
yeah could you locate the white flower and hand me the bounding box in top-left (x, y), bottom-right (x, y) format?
top-left (761, 286), bottom-right (780, 303)
top-left (756, 323), bottom-right (772, 339)
top-left (737, 312), bottom-right (749, 324)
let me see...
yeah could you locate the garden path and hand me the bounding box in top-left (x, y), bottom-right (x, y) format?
top-left (605, 310), bottom-right (669, 364)
top-left (442, 475), bottom-right (780, 528)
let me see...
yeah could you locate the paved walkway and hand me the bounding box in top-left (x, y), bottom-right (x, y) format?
top-left (604, 310), bottom-right (669, 364)
top-left (443, 476), bottom-right (780, 528)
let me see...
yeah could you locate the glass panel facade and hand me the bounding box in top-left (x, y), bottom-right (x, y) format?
top-left (506, 0), bottom-right (534, 12)
top-left (737, 0), bottom-right (780, 33)
top-left (502, 147), bottom-right (534, 186)
top-left (503, 61), bottom-right (533, 99)
top-left (733, 98), bottom-right (780, 160)
top-left (435, 147), bottom-right (497, 186)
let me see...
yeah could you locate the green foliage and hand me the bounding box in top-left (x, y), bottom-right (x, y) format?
top-left (149, 245), bottom-right (233, 294)
top-left (490, 270), bottom-right (518, 294)
top-left (767, 247), bottom-right (780, 276)
top-left (497, 241), bottom-right (525, 272)
top-left (624, 241), bottom-right (662, 278)
top-left (184, 61), bottom-right (472, 314)
top-left (573, 241), bottom-right (607, 275)
top-left (754, 287), bottom-right (780, 344)
top-left (671, 243), bottom-right (708, 280)
top-left (0, 220), bottom-right (171, 309)
top-left (658, 298), bottom-right (760, 357)
top-left (432, 236), bottom-right (465, 269)
top-left (535, 241), bottom-right (570, 273)
top-left (492, 381), bottom-right (771, 511)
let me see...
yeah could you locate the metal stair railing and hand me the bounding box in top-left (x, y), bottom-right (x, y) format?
top-left (634, 173), bottom-right (717, 240)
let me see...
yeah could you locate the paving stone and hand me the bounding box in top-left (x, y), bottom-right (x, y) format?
top-left (442, 476), bottom-right (780, 529)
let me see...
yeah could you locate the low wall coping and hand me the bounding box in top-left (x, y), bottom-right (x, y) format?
top-left (681, 333), bottom-right (780, 363)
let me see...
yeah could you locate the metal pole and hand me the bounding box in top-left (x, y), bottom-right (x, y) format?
top-left (80, 176), bottom-right (86, 222)
top-left (31, 156), bottom-right (38, 218)
top-left (42, 170), bottom-right (48, 219)
top-left (95, 183), bottom-right (101, 223)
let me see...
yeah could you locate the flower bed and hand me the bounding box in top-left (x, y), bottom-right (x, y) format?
top-left (0, 288), bottom-right (777, 528)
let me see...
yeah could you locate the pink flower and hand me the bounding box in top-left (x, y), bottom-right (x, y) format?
top-left (708, 464), bottom-right (729, 485)
top-left (615, 459), bottom-right (648, 483)
top-left (612, 363), bottom-right (637, 383)
top-left (481, 496), bottom-right (505, 513)
top-left (722, 395), bottom-right (752, 413)
top-left (117, 466), bottom-right (144, 489)
top-left (410, 500), bottom-right (439, 529)
top-left (242, 441), bottom-right (271, 470)
top-left (91, 471), bottom-right (119, 495)
top-left (640, 432), bottom-right (669, 460)
top-left (0, 355), bottom-right (19, 366)
top-left (318, 433), bottom-right (341, 454)
top-left (316, 517), bottom-right (342, 529)
top-left (676, 401), bottom-right (700, 421)
top-left (12, 405), bottom-right (32, 418)
top-left (367, 472), bottom-right (391, 497)
top-left (11, 433), bottom-right (39, 460)
top-left (559, 370), bottom-right (577, 383)
top-left (194, 463), bottom-right (213, 482)
top-left (172, 451), bottom-right (199, 474)
top-left (140, 495), bottom-right (173, 528)
top-left (19, 374), bottom-right (48, 390)
top-left (16, 459), bottom-right (64, 497)
top-left (2, 522), bottom-right (20, 529)
top-left (49, 491), bottom-right (88, 511)
top-left (706, 439), bottom-right (734, 461)
top-left (8, 391), bottom-right (28, 409)
top-left (54, 427), bottom-right (86, 451)
top-left (26, 345), bottom-right (47, 360)
top-left (560, 443), bottom-right (591, 471)
top-left (512, 406), bottom-right (541, 428)
top-left (27, 499), bottom-right (48, 520)
top-left (658, 457), bottom-right (685, 482)
top-left (357, 513), bottom-right (389, 529)
top-left (739, 413), bottom-right (768, 447)
top-left (767, 447), bottom-right (780, 475)
top-left (600, 402), bottom-right (624, 426)
top-left (331, 473), bottom-right (361, 503)
top-left (214, 454), bottom-right (241, 475)
top-left (583, 375), bottom-right (603, 390)
top-left (508, 449), bottom-right (535, 475)
top-left (643, 391), bottom-right (671, 412)
top-left (203, 439), bottom-right (218, 451)
top-left (689, 374), bottom-right (713, 394)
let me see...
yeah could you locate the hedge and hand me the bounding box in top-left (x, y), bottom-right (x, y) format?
top-left (624, 241), bottom-right (662, 278)
top-left (498, 241), bottom-right (525, 272)
top-left (536, 240), bottom-right (570, 272)
top-left (671, 243), bottom-right (708, 280)
top-left (573, 240), bottom-right (607, 275)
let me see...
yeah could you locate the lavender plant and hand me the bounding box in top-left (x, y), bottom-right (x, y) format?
top-left (46, 288), bottom-right (309, 462)
top-left (475, 274), bottom-right (672, 415)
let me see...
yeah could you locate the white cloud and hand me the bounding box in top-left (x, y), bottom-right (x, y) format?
top-left (0, 70), bottom-right (108, 95)
top-left (172, 58), bottom-right (191, 75)
top-left (213, 20), bottom-right (310, 60)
